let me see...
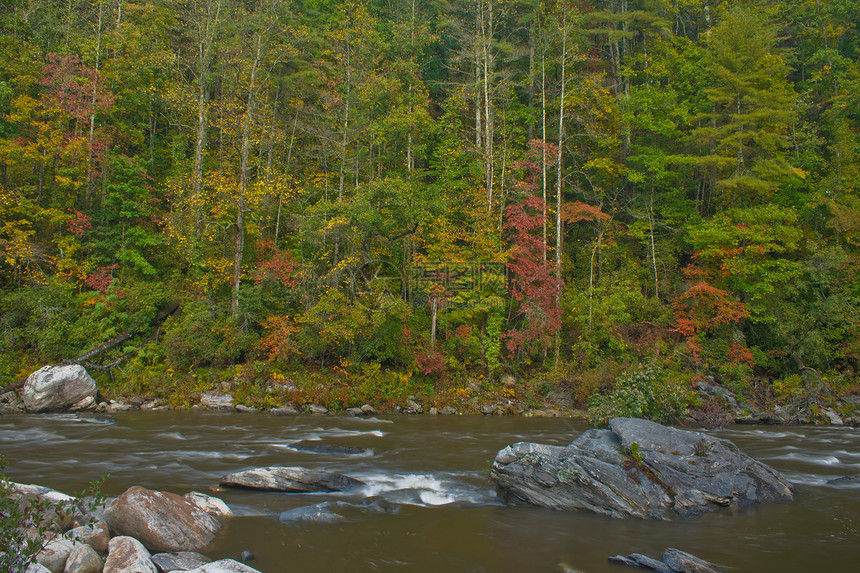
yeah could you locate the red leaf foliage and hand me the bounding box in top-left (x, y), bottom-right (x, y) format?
top-left (41, 53), bottom-right (114, 121)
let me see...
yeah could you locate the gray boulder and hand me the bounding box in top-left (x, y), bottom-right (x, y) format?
top-left (36, 538), bottom-right (76, 573)
top-left (184, 560), bottom-right (261, 573)
top-left (278, 503), bottom-right (345, 523)
top-left (184, 492), bottom-right (233, 518)
top-left (150, 551), bottom-right (211, 572)
top-left (103, 536), bottom-right (157, 573)
top-left (63, 543), bottom-right (103, 573)
top-left (103, 486), bottom-right (222, 553)
top-left (662, 548), bottom-right (724, 573)
top-left (199, 392), bottom-right (234, 411)
top-left (22, 365), bottom-right (97, 413)
top-left (220, 466), bottom-right (364, 493)
top-left (490, 417), bottom-right (794, 519)
top-left (66, 522), bottom-right (110, 554)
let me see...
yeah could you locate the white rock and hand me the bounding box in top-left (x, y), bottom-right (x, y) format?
top-left (185, 559), bottom-right (262, 573)
top-left (184, 491), bottom-right (233, 518)
top-left (103, 536), bottom-right (157, 573)
top-left (63, 543), bottom-right (103, 573)
top-left (22, 365), bottom-right (97, 413)
top-left (36, 538), bottom-right (76, 573)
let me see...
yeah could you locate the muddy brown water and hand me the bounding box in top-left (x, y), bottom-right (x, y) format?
top-left (1, 412), bottom-right (857, 572)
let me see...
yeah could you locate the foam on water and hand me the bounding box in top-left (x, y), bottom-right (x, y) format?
top-left (775, 452), bottom-right (842, 466)
top-left (355, 472), bottom-right (493, 507)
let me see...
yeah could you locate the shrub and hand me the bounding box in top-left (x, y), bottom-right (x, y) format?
top-left (163, 302), bottom-right (256, 370)
top-left (587, 363), bottom-right (692, 425)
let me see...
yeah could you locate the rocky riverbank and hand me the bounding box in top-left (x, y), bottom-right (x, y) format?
top-left (1, 364), bottom-right (858, 428)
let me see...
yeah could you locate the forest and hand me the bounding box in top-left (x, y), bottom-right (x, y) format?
top-left (0, 0), bottom-right (858, 415)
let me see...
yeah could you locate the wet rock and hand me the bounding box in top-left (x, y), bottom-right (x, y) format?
top-left (269, 405), bottom-right (299, 416)
top-left (308, 404), bottom-right (328, 415)
top-left (490, 417), bottom-right (794, 519)
top-left (662, 548), bottom-right (725, 573)
top-left (68, 395), bottom-right (96, 412)
top-left (183, 559), bottom-right (261, 573)
top-left (239, 551), bottom-right (254, 563)
top-left (480, 404), bottom-right (501, 415)
top-left (278, 503), bottom-right (345, 523)
top-left (234, 405), bottom-right (258, 414)
top-left (150, 551), bottom-right (211, 572)
top-left (64, 542), bottom-right (103, 573)
top-left (22, 365), bottom-right (98, 413)
top-left (360, 404), bottom-right (377, 415)
top-left (104, 536), bottom-right (157, 573)
top-left (200, 392), bottom-right (234, 411)
top-left (428, 407), bottom-right (439, 415)
top-left (609, 553), bottom-right (673, 572)
top-left (827, 474), bottom-right (860, 485)
top-left (184, 491), bottom-right (233, 518)
top-left (845, 416), bottom-right (860, 427)
top-left (66, 522), bottom-right (110, 553)
top-left (439, 406), bottom-right (458, 415)
top-left (345, 407), bottom-right (364, 416)
top-left (103, 486), bottom-right (222, 553)
top-left (36, 538), bottom-right (76, 573)
top-left (220, 466), bottom-right (364, 493)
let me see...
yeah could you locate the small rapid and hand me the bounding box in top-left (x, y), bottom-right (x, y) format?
top-left (1, 412), bottom-right (857, 572)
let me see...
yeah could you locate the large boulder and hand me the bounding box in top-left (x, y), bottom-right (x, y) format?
top-left (103, 486), bottom-right (222, 553)
top-left (22, 365), bottom-right (97, 413)
top-left (103, 536), bottom-right (157, 573)
top-left (490, 417), bottom-right (794, 519)
top-left (63, 543), bottom-right (103, 573)
top-left (220, 466), bottom-right (364, 493)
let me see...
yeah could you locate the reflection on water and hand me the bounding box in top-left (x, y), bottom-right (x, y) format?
top-left (1, 412), bottom-right (857, 572)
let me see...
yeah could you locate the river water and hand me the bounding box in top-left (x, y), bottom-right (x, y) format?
top-left (1, 412), bottom-right (857, 572)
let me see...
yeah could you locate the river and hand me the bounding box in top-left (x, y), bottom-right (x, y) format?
top-left (1, 412), bottom-right (857, 572)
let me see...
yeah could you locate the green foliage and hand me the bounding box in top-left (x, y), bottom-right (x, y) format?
top-left (163, 302), bottom-right (257, 370)
top-left (0, 456), bottom-right (106, 573)
top-left (587, 364), bottom-right (693, 426)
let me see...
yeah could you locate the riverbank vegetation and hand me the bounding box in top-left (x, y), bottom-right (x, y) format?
top-left (0, 1), bottom-right (858, 417)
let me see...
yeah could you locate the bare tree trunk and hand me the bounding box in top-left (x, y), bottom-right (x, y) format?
top-left (193, 0), bottom-right (221, 234)
top-left (554, 25), bottom-right (568, 365)
top-left (86, 0), bottom-right (104, 201)
top-left (232, 31), bottom-right (263, 317)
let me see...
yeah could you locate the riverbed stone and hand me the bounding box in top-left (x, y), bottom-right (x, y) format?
top-left (22, 365), bottom-right (98, 413)
top-left (66, 522), bottom-right (110, 553)
top-left (184, 491), bottom-right (233, 518)
top-left (63, 542), bottom-right (103, 573)
top-left (183, 559), bottom-right (261, 573)
top-left (220, 466), bottom-right (364, 493)
top-left (200, 392), bottom-right (234, 411)
top-left (150, 551), bottom-right (211, 572)
top-left (360, 404), bottom-right (377, 415)
top-left (103, 486), bottom-right (222, 552)
top-left (308, 404), bottom-right (328, 414)
top-left (269, 405), bottom-right (299, 416)
top-left (278, 502), bottom-right (345, 523)
top-left (36, 538), bottom-right (76, 573)
top-left (490, 417), bottom-right (794, 519)
top-left (662, 548), bottom-right (725, 573)
top-left (104, 536), bottom-right (157, 573)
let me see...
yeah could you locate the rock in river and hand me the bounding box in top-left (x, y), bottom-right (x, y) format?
top-left (220, 466), bottom-right (364, 493)
top-left (490, 417), bottom-right (794, 519)
top-left (103, 486), bottom-right (222, 552)
top-left (22, 364), bottom-right (98, 413)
